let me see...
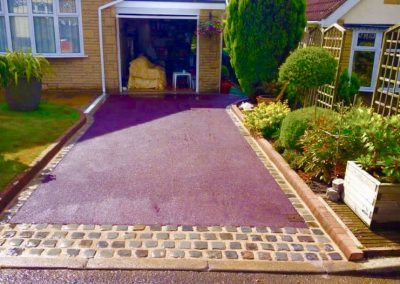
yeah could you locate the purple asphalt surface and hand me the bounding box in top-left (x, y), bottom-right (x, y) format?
top-left (11, 95), bottom-right (306, 227)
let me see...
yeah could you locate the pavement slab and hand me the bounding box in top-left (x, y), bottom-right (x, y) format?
top-left (10, 95), bottom-right (305, 227)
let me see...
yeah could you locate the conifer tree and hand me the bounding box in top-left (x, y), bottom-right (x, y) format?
top-left (224, 0), bottom-right (306, 95)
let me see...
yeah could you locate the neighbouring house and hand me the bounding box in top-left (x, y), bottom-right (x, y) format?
top-left (304, 0), bottom-right (400, 99)
top-left (0, 0), bottom-right (226, 94)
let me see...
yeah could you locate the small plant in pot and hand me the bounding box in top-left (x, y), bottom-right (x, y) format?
top-left (343, 108), bottom-right (400, 228)
top-left (0, 50), bottom-right (50, 111)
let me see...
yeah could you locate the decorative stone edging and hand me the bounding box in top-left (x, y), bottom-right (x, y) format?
top-left (231, 104), bottom-right (364, 261)
top-left (0, 112), bottom-right (87, 213)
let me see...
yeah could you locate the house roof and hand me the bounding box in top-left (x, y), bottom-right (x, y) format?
top-left (306, 0), bottom-right (346, 21)
top-left (126, 0), bottom-right (225, 3)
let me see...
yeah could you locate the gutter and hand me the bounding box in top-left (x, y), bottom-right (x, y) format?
top-left (98, 0), bottom-right (124, 95)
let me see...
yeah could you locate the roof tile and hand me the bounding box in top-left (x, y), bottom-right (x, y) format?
top-left (306, 0), bottom-right (346, 21)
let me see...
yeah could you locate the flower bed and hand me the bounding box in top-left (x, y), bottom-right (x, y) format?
top-left (239, 103), bottom-right (400, 226)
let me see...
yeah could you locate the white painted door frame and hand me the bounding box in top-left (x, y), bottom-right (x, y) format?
top-left (116, 14), bottom-right (199, 93)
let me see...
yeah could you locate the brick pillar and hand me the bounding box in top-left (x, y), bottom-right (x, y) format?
top-left (198, 10), bottom-right (223, 93)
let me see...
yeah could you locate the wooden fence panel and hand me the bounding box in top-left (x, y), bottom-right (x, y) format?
top-left (313, 24), bottom-right (346, 109)
top-left (372, 24), bottom-right (400, 116)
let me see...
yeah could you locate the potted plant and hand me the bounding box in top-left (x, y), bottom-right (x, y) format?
top-left (0, 50), bottom-right (50, 111)
top-left (198, 13), bottom-right (223, 38)
top-left (220, 65), bottom-right (234, 94)
top-left (343, 108), bottom-right (400, 228)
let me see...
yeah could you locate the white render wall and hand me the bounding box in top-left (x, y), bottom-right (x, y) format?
top-left (342, 0), bottom-right (400, 25)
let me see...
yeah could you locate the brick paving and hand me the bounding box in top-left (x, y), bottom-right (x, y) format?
top-left (0, 105), bottom-right (345, 266)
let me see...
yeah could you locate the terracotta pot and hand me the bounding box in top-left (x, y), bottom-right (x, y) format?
top-left (221, 80), bottom-right (233, 94)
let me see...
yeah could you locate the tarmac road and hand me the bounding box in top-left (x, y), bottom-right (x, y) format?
top-left (0, 269), bottom-right (399, 284)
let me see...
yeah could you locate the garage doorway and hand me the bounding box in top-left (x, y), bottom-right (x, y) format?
top-left (118, 16), bottom-right (198, 93)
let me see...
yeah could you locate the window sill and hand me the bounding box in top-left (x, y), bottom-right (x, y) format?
top-left (0, 52), bottom-right (88, 58)
top-left (44, 54), bottom-right (88, 58)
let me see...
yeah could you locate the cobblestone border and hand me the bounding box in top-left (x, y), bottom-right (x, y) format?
top-left (0, 102), bottom-right (349, 270)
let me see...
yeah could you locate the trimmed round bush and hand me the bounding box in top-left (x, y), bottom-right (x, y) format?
top-left (279, 107), bottom-right (336, 150)
top-left (278, 47), bottom-right (337, 89)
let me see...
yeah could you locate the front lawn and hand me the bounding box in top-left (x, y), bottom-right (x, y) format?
top-left (0, 102), bottom-right (80, 190)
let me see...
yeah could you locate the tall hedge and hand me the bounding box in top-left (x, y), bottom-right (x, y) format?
top-left (224, 0), bottom-right (306, 95)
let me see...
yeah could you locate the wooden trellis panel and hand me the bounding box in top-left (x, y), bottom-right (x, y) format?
top-left (300, 26), bottom-right (323, 48)
top-left (372, 24), bottom-right (400, 116)
top-left (313, 24), bottom-right (346, 108)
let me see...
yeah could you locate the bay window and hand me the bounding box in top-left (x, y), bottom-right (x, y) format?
top-left (0, 0), bottom-right (83, 56)
top-left (349, 30), bottom-right (383, 92)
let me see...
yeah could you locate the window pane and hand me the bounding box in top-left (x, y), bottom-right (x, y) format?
top-left (59, 17), bottom-right (79, 53)
top-left (32, 0), bottom-right (54, 14)
top-left (0, 1), bottom-right (2, 12)
top-left (59, 0), bottom-right (76, 13)
top-left (0, 17), bottom-right (6, 52)
top-left (10, 16), bottom-right (31, 50)
top-left (357, 33), bottom-right (376, 47)
top-left (352, 51), bottom-right (375, 87)
top-left (7, 0), bottom-right (28, 13)
top-left (34, 16), bottom-right (55, 53)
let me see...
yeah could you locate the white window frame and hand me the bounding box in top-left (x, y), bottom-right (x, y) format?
top-left (0, 0), bottom-right (84, 57)
top-left (0, 1), bottom-right (7, 52)
top-left (349, 29), bottom-right (383, 92)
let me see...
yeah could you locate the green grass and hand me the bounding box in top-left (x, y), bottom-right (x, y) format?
top-left (0, 101), bottom-right (80, 190)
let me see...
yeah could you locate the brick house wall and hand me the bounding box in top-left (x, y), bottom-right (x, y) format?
top-left (43, 0), bottom-right (119, 92)
top-left (338, 29), bottom-right (353, 78)
top-left (43, 2), bottom-right (223, 94)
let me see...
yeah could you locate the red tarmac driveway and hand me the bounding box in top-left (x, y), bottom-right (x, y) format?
top-left (11, 95), bottom-right (305, 227)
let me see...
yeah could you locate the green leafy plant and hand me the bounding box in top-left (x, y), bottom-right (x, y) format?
top-left (282, 149), bottom-right (303, 170)
top-left (350, 108), bottom-right (400, 183)
top-left (198, 18), bottom-right (223, 37)
top-left (297, 106), bottom-right (400, 183)
top-left (298, 109), bottom-right (365, 183)
top-left (278, 47), bottom-right (337, 106)
top-left (279, 47), bottom-right (337, 89)
top-left (0, 50), bottom-right (50, 88)
top-left (0, 56), bottom-right (9, 88)
top-left (278, 107), bottom-right (336, 151)
top-left (337, 68), bottom-right (360, 105)
top-left (224, 0), bottom-right (306, 95)
top-left (244, 101), bottom-right (290, 139)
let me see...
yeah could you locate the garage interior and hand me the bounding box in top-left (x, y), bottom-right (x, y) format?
top-left (119, 18), bottom-right (198, 92)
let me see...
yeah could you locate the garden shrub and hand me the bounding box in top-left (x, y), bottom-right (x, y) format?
top-left (348, 108), bottom-right (400, 183)
top-left (337, 68), bottom-right (360, 106)
top-left (278, 47), bottom-right (337, 107)
top-left (244, 101), bottom-right (290, 139)
top-left (278, 47), bottom-right (337, 89)
top-left (224, 0), bottom-right (306, 95)
top-left (297, 106), bottom-right (400, 183)
top-left (299, 113), bottom-right (363, 183)
top-left (279, 107), bottom-right (336, 151)
top-left (282, 149), bottom-right (303, 170)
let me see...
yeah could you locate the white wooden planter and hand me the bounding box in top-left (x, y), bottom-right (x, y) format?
top-left (343, 161), bottom-right (400, 228)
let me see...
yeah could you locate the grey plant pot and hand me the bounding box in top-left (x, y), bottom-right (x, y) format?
top-left (5, 77), bottom-right (42, 111)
